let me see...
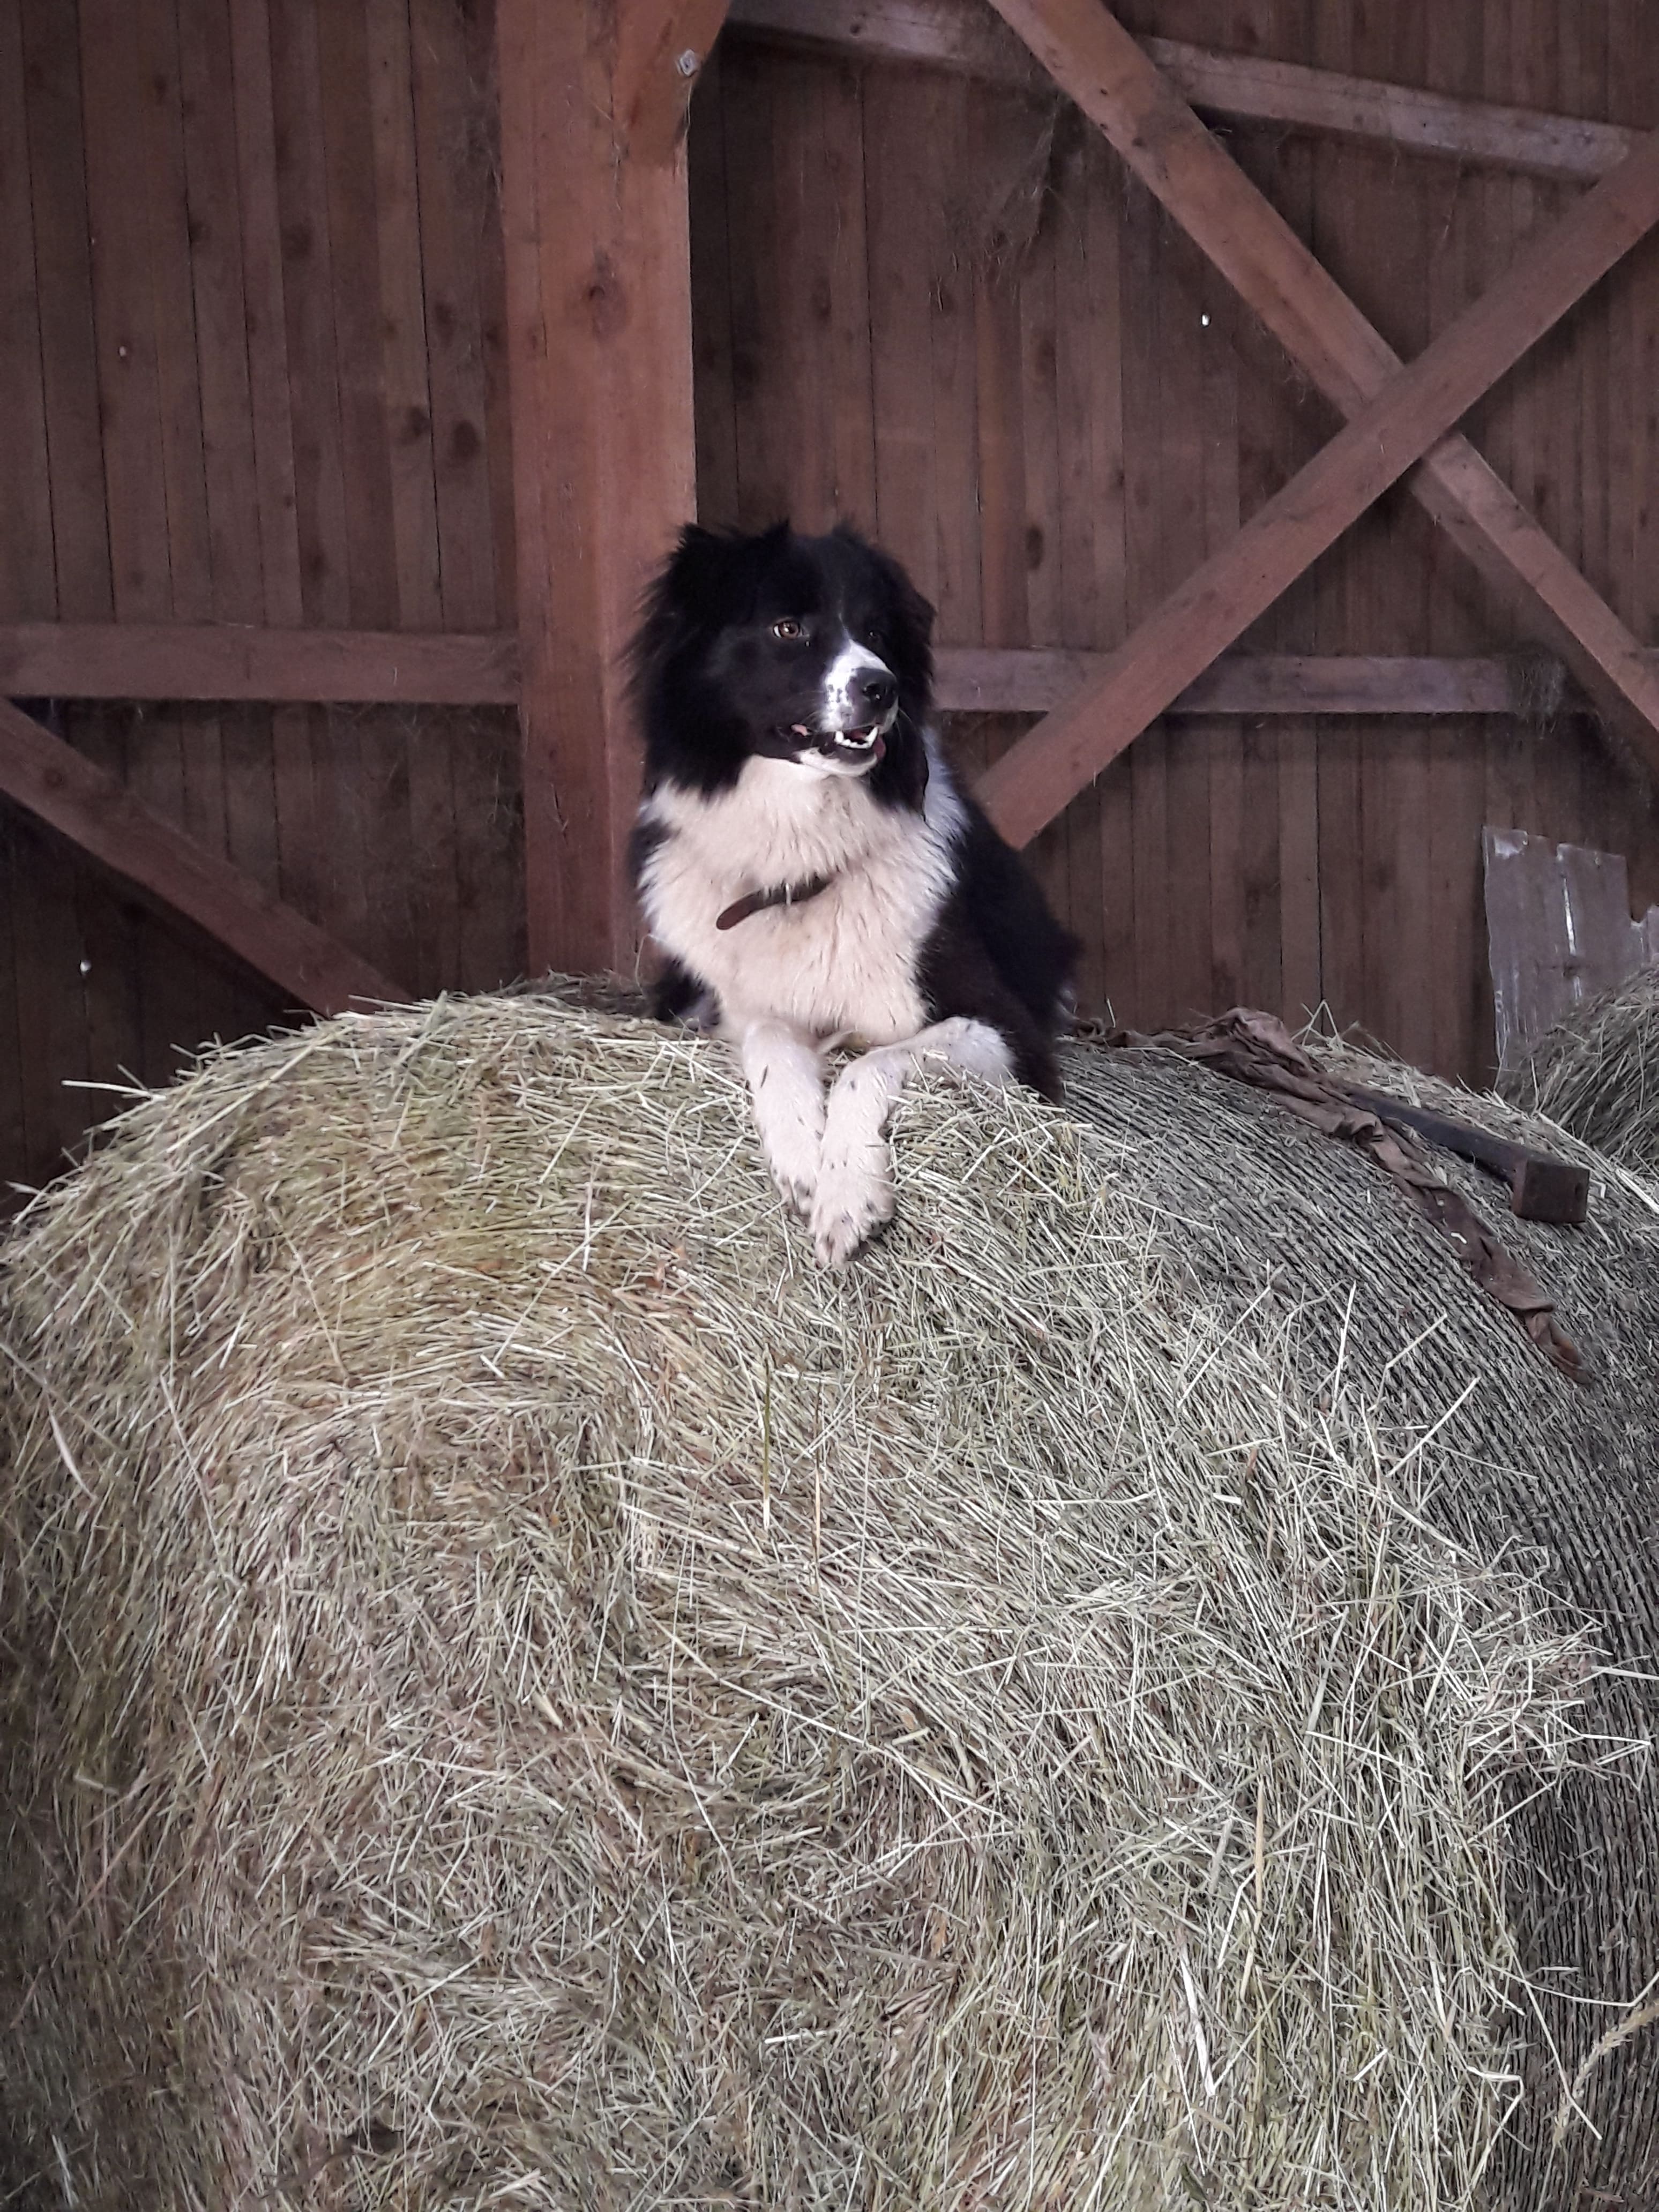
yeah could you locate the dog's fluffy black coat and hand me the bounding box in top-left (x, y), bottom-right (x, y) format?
top-left (630, 521), bottom-right (1077, 1097)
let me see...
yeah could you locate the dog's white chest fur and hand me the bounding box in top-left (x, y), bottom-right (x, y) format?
top-left (638, 741), bottom-right (965, 1041)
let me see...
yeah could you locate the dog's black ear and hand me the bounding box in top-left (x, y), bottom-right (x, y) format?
top-left (872, 715), bottom-right (930, 811)
top-left (659, 525), bottom-right (738, 620)
top-left (633, 526), bottom-right (742, 686)
top-left (657, 521), bottom-right (791, 626)
top-left (871, 550), bottom-right (935, 719)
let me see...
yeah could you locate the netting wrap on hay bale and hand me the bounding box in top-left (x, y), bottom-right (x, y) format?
top-left (1500, 963), bottom-right (1659, 1180)
top-left (3, 996), bottom-right (1659, 2210)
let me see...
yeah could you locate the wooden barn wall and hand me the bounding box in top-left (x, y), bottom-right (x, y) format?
top-left (4, 0), bottom-right (1659, 1206)
top-left (689, 2), bottom-right (1659, 1083)
top-left (0, 0), bottom-right (521, 1204)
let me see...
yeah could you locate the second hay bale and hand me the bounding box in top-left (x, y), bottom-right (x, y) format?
top-left (1500, 962), bottom-right (1659, 1179)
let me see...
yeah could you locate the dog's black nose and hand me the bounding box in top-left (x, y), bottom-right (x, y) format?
top-left (858, 670), bottom-right (898, 712)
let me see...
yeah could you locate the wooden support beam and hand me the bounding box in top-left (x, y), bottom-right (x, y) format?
top-left (0, 632), bottom-right (1604, 719)
top-left (1142, 38), bottom-right (1636, 182)
top-left (980, 0), bottom-right (1659, 834)
top-left (0, 699), bottom-right (406, 1014)
top-left (0, 627), bottom-right (1610, 721)
top-left (934, 649), bottom-right (1571, 717)
top-left (975, 124), bottom-right (1659, 846)
top-left (497, 0), bottom-right (698, 976)
top-left (726, 0), bottom-right (1638, 180)
top-left (619, 0), bottom-right (733, 162)
top-left (0, 624), bottom-right (518, 704)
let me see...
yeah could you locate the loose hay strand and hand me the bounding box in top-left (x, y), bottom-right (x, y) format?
top-left (0, 995), bottom-right (1616, 2208)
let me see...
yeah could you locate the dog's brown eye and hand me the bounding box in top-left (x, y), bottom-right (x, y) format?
top-left (771, 618), bottom-right (804, 641)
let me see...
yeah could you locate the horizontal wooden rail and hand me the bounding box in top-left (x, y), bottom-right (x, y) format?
top-left (0, 615), bottom-right (1620, 748)
top-left (0, 698), bottom-right (409, 1013)
top-left (725, 0), bottom-right (1637, 181)
top-left (933, 649), bottom-right (1589, 717)
top-left (0, 627), bottom-right (1615, 721)
top-left (0, 624), bottom-right (519, 705)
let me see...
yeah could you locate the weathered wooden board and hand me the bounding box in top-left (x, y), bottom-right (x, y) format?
top-left (1484, 825), bottom-right (1659, 1071)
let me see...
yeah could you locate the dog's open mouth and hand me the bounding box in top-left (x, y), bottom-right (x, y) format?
top-left (788, 722), bottom-right (886, 763)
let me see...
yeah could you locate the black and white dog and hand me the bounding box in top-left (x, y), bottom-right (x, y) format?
top-left (630, 522), bottom-right (1077, 1266)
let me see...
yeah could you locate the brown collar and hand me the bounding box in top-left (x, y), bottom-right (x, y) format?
top-left (715, 872), bottom-right (834, 931)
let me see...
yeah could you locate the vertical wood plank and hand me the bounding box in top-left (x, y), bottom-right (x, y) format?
top-left (689, 49), bottom-right (741, 527)
top-left (719, 46), bottom-right (786, 527)
top-left (767, 55), bottom-right (840, 532)
top-left (268, 0), bottom-right (352, 625)
top-left (865, 64), bottom-right (939, 600)
top-left (371, 0), bottom-right (455, 997)
top-left (1424, 0), bottom-right (1494, 1083)
top-left (820, 56), bottom-right (877, 528)
top-left (1120, 176), bottom-right (1168, 1028)
top-left (1155, 231), bottom-right (1209, 1024)
top-left (136, 0), bottom-right (215, 621)
top-left (1478, 0), bottom-right (1536, 853)
top-left (455, 707), bottom-right (528, 990)
top-left (122, 704), bottom-right (207, 1081)
top-left (1306, 4), bottom-right (1362, 1043)
top-left (21, 0), bottom-right (114, 619)
top-left (179, 0), bottom-right (268, 625)
top-left (1232, 10), bottom-right (1321, 1030)
top-left (452, 0), bottom-right (518, 629)
top-left (228, 0), bottom-right (305, 626)
top-left (78, 0), bottom-right (173, 619)
top-left (367, 0), bottom-right (442, 630)
top-left (1078, 137), bottom-right (1131, 1021)
top-left (410, 0), bottom-right (502, 629)
top-left (1217, 0), bottom-right (1288, 1023)
top-left (1616, 6), bottom-right (1659, 659)
top-left (138, 0), bottom-right (223, 1059)
top-left (498, 0), bottom-right (697, 974)
top-left (0, 0), bottom-right (56, 621)
top-left (316, 0), bottom-right (400, 627)
top-left (8, 812), bottom-right (93, 1186)
top-left (1018, 184), bottom-right (1061, 651)
top-left (1200, 249), bottom-right (1243, 1014)
top-left (0, 820), bottom-right (31, 1209)
top-left (925, 74), bottom-right (980, 647)
top-left (1382, 0), bottom-right (1433, 1070)
top-left (1570, 3), bottom-right (1610, 621)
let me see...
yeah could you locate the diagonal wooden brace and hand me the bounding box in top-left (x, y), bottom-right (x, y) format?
top-left (981, 0), bottom-right (1659, 841)
top-left (0, 698), bottom-right (408, 1015)
top-left (976, 119), bottom-right (1659, 846)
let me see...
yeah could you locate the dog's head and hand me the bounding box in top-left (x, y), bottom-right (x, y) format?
top-left (631, 522), bottom-right (935, 803)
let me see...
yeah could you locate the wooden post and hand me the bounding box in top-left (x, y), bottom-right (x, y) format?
top-left (496, 0), bottom-right (705, 978)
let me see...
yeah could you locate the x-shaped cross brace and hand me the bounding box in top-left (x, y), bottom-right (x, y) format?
top-left (975, 0), bottom-right (1659, 848)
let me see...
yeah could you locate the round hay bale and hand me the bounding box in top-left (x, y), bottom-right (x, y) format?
top-left (1, 996), bottom-right (1657, 2209)
top-left (1499, 964), bottom-right (1659, 1180)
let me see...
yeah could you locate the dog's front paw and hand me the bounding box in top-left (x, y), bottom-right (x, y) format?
top-left (810, 1147), bottom-right (895, 1268)
top-left (763, 1122), bottom-right (822, 1219)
